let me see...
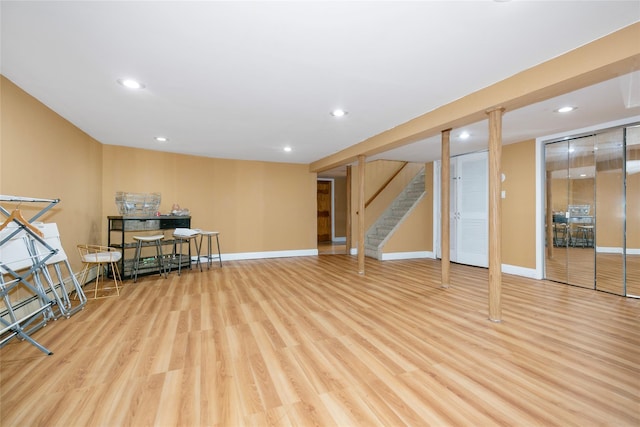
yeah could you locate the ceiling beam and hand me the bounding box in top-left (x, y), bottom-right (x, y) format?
top-left (309, 22), bottom-right (640, 173)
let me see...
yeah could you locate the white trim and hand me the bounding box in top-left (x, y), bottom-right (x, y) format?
top-left (433, 160), bottom-right (441, 259)
top-left (381, 251), bottom-right (435, 261)
top-left (596, 246), bottom-right (624, 254)
top-left (222, 249), bottom-right (318, 261)
top-left (537, 116), bottom-right (640, 143)
top-left (502, 264), bottom-right (539, 279)
top-left (535, 133), bottom-right (545, 280)
top-left (332, 237), bottom-right (346, 243)
top-left (597, 247), bottom-right (640, 255)
top-left (350, 247), bottom-right (358, 255)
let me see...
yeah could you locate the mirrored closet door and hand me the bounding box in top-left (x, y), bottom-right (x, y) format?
top-left (625, 125), bottom-right (639, 297)
top-left (544, 122), bottom-right (640, 297)
top-left (545, 136), bottom-right (595, 289)
top-left (594, 128), bottom-right (624, 295)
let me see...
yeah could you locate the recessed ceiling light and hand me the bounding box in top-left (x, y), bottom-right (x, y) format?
top-left (330, 109), bottom-right (347, 117)
top-left (117, 78), bottom-right (145, 89)
top-left (459, 131), bottom-right (470, 140)
top-left (155, 136), bottom-right (168, 143)
top-left (555, 106), bottom-right (576, 113)
top-left (283, 146), bottom-right (292, 152)
top-left (580, 174), bottom-right (587, 177)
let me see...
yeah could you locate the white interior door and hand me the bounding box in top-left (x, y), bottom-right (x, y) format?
top-left (451, 151), bottom-right (488, 267)
top-left (449, 159), bottom-right (458, 260)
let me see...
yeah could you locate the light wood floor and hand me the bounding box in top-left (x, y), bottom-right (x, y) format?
top-left (546, 246), bottom-right (640, 296)
top-left (318, 242), bottom-right (347, 255)
top-left (1, 256), bottom-right (638, 426)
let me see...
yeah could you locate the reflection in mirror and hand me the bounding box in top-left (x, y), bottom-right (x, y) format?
top-left (567, 137), bottom-right (595, 289)
top-left (545, 141), bottom-right (569, 284)
top-left (626, 125), bottom-right (640, 297)
top-left (595, 129), bottom-right (625, 295)
top-left (545, 122), bottom-right (639, 298)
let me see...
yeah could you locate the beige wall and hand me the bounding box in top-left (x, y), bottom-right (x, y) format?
top-left (384, 162), bottom-right (434, 254)
top-left (595, 171), bottom-right (624, 248)
top-left (349, 161), bottom-right (424, 241)
top-left (102, 146), bottom-right (317, 253)
top-left (1, 76), bottom-right (103, 272)
top-left (354, 142), bottom-right (537, 269)
top-left (502, 140), bottom-right (536, 269)
top-left (348, 160), bottom-right (433, 256)
top-left (2, 76), bottom-right (317, 276)
top-left (363, 160), bottom-right (406, 201)
top-left (550, 178), bottom-right (568, 213)
top-left (3, 72), bottom-right (631, 278)
top-left (365, 162), bottom-right (424, 232)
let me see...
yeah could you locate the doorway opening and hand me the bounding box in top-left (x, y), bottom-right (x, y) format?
top-left (317, 176), bottom-right (349, 255)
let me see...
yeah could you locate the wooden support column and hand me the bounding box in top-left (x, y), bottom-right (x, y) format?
top-left (345, 165), bottom-right (353, 255)
top-left (357, 155), bottom-right (366, 274)
top-left (441, 129), bottom-right (452, 288)
top-left (487, 107), bottom-right (504, 322)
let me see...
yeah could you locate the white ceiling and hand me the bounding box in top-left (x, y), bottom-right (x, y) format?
top-left (2, 1), bottom-right (639, 173)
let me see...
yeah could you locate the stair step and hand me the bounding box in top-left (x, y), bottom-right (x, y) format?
top-left (365, 167), bottom-right (425, 258)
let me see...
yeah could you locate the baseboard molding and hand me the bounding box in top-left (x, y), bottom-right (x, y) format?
top-left (597, 246), bottom-right (640, 255)
top-left (222, 249), bottom-right (318, 261)
top-left (332, 237), bottom-right (346, 243)
top-left (502, 264), bottom-right (539, 279)
top-left (381, 251), bottom-right (435, 261)
top-left (346, 248), bottom-right (540, 278)
top-left (597, 246), bottom-right (623, 254)
top-left (79, 267), bottom-right (97, 285)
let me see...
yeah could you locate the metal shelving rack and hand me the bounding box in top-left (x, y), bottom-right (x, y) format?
top-left (0, 195), bottom-right (86, 355)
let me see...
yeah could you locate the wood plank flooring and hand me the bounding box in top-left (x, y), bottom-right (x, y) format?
top-left (1, 255), bottom-right (638, 426)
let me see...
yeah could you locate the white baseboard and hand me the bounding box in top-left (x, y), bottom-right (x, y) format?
top-left (597, 246), bottom-right (640, 255)
top-left (381, 251), bottom-right (435, 261)
top-left (78, 267), bottom-right (98, 285)
top-left (502, 264), bottom-right (540, 279)
top-left (345, 249), bottom-right (541, 279)
top-left (597, 246), bottom-right (623, 254)
top-left (222, 249), bottom-right (318, 261)
top-left (332, 237), bottom-right (346, 243)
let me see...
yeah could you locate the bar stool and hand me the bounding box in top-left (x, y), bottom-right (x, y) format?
top-left (77, 244), bottom-right (122, 299)
top-left (575, 225), bottom-right (595, 248)
top-left (170, 229), bottom-right (201, 275)
top-left (132, 234), bottom-right (167, 283)
top-left (198, 231), bottom-right (222, 268)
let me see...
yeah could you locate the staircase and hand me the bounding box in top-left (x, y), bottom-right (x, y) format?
top-left (365, 168), bottom-right (426, 259)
